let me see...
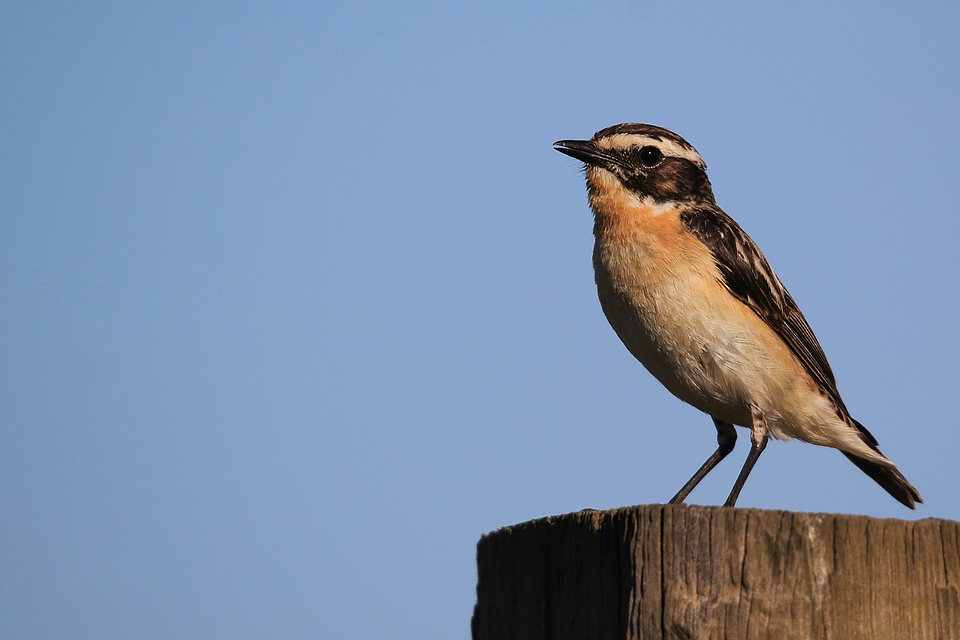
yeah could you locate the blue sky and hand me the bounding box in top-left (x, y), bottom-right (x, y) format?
top-left (2, 2), bottom-right (959, 638)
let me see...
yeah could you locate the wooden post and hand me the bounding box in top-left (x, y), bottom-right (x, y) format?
top-left (472, 504), bottom-right (960, 640)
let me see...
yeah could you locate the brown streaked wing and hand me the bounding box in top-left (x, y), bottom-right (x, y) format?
top-left (679, 206), bottom-right (849, 417)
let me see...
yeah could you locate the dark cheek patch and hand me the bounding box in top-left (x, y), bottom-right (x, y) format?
top-left (658, 178), bottom-right (680, 197)
top-left (656, 161), bottom-right (696, 198)
top-left (621, 158), bottom-right (710, 202)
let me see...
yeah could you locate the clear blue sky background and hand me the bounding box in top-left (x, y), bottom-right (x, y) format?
top-left (2, 2), bottom-right (959, 638)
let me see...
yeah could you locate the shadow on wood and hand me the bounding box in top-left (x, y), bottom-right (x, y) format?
top-left (472, 504), bottom-right (960, 640)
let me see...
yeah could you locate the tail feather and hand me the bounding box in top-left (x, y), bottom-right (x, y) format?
top-left (850, 418), bottom-right (879, 448)
top-left (841, 451), bottom-right (923, 509)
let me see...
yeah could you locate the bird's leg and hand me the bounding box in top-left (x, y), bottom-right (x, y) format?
top-left (669, 418), bottom-right (737, 504)
top-left (723, 406), bottom-right (769, 507)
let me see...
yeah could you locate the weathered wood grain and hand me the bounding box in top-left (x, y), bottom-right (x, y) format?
top-left (472, 504), bottom-right (960, 640)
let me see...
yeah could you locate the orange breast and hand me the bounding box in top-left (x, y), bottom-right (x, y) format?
top-left (586, 168), bottom-right (710, 284)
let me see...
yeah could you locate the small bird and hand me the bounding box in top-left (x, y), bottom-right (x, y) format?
top-left (554, 123), bottom-right (921, 508)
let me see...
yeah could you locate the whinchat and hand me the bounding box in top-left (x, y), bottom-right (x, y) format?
top-left (555, 123), bottom-right (921, 509)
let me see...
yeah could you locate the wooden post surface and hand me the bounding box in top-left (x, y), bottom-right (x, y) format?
top-left (472, 504), bottom-right (960, 640)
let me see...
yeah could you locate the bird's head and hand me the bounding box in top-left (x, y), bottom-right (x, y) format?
top-left (555, 123), bottom-right (715, 205)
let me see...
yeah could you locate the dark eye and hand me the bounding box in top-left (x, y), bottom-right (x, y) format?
top-left (638, 146), bottom-right (663, 167)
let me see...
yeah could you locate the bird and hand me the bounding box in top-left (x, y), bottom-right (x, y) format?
top-left (554, 123), bottom-right (921, 509)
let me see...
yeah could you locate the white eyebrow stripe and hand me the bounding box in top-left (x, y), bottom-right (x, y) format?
top-left (596, 134), bottom-right (705, 168)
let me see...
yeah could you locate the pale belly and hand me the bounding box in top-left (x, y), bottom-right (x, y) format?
top-left (594, 244), bottom-right (823, 439)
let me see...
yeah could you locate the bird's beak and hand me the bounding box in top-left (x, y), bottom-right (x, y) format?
top-left (553, 139), bottom-right (611, 167)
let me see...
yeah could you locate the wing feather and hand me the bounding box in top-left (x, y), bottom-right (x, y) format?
top-left (680, 207), bottom-right (850, 417)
